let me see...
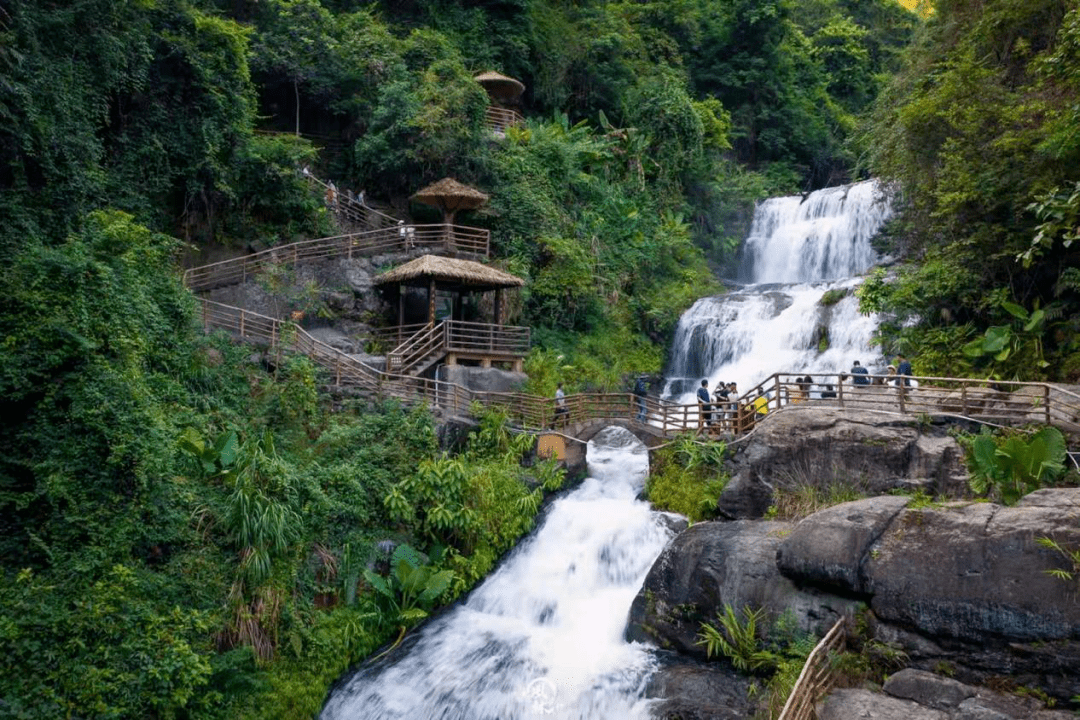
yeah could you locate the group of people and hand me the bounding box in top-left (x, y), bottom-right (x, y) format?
top-left (549, 354), bottom-right (915, 432)
top-left (849, 354), bottom-right (913, 388)
top-left (697, 379), bottom-right (750, 429)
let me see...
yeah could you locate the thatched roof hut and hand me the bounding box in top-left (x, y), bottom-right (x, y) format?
top-left (410, 178), bottom-right (490, 224)
top-left (376, 254), bottom-right (523, 290)
top-left (473, 71), bottom-right (525, 103)
top-left (377, 254), bottom-right (524, 326)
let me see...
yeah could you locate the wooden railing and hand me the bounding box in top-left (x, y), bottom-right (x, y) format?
top-left (369, 324), bottom-right (429, 351)
top-left (446, 319), bottom-right (530, 357)
top-left (182, 223), bottom-right (491, 292)
top-left (386, 322), bottom-right (444, 374)
top-left (303, 171), bottom-right (401, 231)
top-left (484, 106), bottom-right (524, 134)
top-left (777, 618), bottom-right (847, 720)
top-left (731, 373), bottom-right (1080, 435)
top-left (199, 300), bottom-right (382, 389)
top-left (191, 305), bottom-right (1080, 443)
top-left (382, 320), bottom-right (532, 375)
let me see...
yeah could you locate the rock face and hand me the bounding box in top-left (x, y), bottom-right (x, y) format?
top-left (633, 491), bottom-right (1080, 708)
top-left (439, 365), bottom-right (527, 395)
top-left (718, 407), bottom-right (969, 519)
top-left (819, 669), bottom-right (1076, 720)
top-left (644, 655), bottom-right (755, 720)
top-left (625, 520), bottom-right (859, 658)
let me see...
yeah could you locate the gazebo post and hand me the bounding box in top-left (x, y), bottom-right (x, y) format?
top-left (397, 285), bottom-right (405, 343)
top-left (494, 288), bottom-right (503, 326)
top-left (428, 277), bottom-right (437, 325)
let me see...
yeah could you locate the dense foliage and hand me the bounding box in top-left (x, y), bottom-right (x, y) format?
top-left (860, 0), bottom-right (1080, 381)
top-left (0, 0), bottom-right (970, 716)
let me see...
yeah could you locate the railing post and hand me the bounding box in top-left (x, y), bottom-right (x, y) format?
top-left (1045, 384), bottom-right (1051, 425)
top-left (899, 381), bottom-right (906, 414)
top-left (961, 384), bottom-right (968, 416)
top-left (773, 375), bottom-right (781, 411)
top-left (239, 309), bottom-right (245, 338)
top-left (837, 376), bottom-right (844, 408)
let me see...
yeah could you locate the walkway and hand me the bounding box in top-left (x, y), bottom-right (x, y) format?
top-left (184, 179), bottom-right (1080, 445)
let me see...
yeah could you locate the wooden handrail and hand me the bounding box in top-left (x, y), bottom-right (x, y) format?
top-left (181, 223), bottom-right (491, 292)
top-left (194, 298), bottom-right (1080, 441)
top-left (387, 322), bottom-right (446, 374)
top-left (778, 618), bottom-right (847, 720)
top-left (484, 106), bottom-right (524, 134)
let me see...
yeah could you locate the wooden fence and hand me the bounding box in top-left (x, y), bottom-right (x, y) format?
top-left (484, 106), bottom-right (524, 134)
top-left (182, 224), bottom-right (491, 292)
top-left (777, 618), bottom-right (847, 720)
top-left (194, 299), bottom-right (1080, 441)
top-left (733, 373), bottom-right (1080, 436)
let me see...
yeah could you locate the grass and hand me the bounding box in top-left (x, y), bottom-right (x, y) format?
top-left (764, 481), bottom-right (867, 521)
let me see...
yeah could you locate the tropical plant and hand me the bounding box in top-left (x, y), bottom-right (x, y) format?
top-left (698, 605), bottom-right (779, 673)
top-left (968, 427), bottom-right (1067, 505)
top-left (363, 543), bottom-right (454, 627)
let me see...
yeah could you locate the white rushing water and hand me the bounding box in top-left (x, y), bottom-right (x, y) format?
top-left (665, 179), bottom-right (892, 399)
top-left (321, 427), bottom-right (675, 720)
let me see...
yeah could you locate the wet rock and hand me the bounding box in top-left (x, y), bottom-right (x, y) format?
top-left (439, 365), bottom-right (527, 394)
top-left (883, 669), bottom-right (977, 712)
top-left (819, 670), bottom-right (1076, 720)
top-left (863, 500), bottom-right (1080, 644)
top-left (820, 688), bottom-right (948, 720)
top-left (625, 521), bottom-right (857, 657)
top-left (644, 655), bottom-right (755, 720)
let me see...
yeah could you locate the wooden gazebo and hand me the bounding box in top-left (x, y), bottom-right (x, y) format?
top-left (473, 71), bottom-right (525, 133)
top-left (376, 255), bottom-right (529, 372)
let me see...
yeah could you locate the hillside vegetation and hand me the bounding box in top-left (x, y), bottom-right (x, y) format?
top-left (2, 0), bottom-right (1078, 717)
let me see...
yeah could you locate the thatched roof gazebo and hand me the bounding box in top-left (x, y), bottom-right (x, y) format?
top-left (410, 178), bottom-right (490, 226)
top-left (377, 254), bottom-right (524, 326)
top-left (474, 71), bottom-right (525, 104)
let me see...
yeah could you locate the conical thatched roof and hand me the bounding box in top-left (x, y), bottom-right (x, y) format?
top-left (410, 178), bottom-right (490, 215)
top-left (376, 254), bottom-right (525, 290)
top-left (473, 71), bottom-right (525, 101)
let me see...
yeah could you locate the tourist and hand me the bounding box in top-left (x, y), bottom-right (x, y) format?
top-left (697, 379), bottom-right (713, 429)
top-left (896, 354), bottom-right (913, 387)
top-left (713, 381), bottom-right (730, 428)
top-left (553, 382), bottom-right (568, 427)
top-left (821, 383), bottom-right (837, 399)
top-left (634, 375), bottom-right (648, 422)
top-left (851, 360), bottom-right (870, 386)
top-left (727, 382), bottom-right (740, 422)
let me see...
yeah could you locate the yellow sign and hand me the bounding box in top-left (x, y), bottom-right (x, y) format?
top-left (537, 433), bottom-right (566, 461)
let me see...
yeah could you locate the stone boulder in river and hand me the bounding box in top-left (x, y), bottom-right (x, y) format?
top-left (631, 489), bottom-right (1080, 703)
top-left (624, 520), bottom-right (860, 657)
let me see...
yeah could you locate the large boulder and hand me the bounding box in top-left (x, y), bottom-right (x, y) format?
top-left (775, 495), bottom-right (910, 592)
top-left (643, 655), bottom-right (755, 720)
top-left (625, 520), bottom-right (858, 658)
top-left (820, 669), bottom-right (1074, 720)
top-left (776, 491), bottom-right (1080, 701)
top-left (718, 407), bottom-right (968, 519)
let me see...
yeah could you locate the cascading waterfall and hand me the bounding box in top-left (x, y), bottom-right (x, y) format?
top-left (321, 427), bottom-right (675, 720)
top-left (665, 179), bottom-right (892, 398)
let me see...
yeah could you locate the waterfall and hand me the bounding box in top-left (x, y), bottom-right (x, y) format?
top-left (665, 180), bottom-right (891, 398)
top-left (321, 427), bottom-right (675, 720)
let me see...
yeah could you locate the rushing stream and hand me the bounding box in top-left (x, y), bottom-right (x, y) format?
top-left (321, 427), bottom-right (675, 719)
top-left (664, 179), bottom-right (892, 399)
